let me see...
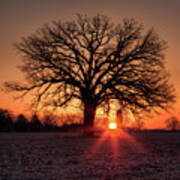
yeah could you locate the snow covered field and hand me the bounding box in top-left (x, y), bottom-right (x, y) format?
top-left (0, 131), bottom-right (180, 179)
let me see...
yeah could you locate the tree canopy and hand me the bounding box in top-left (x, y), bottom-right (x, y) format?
top-left (5, 14), bottom-right (175, 128)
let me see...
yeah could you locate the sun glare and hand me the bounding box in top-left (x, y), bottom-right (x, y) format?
top-left (109, 122), bottom-right (117, 130)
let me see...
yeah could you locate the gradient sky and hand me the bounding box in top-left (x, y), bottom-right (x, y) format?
top-left (0, 0), bottom-right (180, 128)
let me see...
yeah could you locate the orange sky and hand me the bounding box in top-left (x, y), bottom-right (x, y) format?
top-left (0, 0), bottom-right (180, 129)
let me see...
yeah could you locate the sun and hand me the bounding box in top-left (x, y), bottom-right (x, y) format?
top-left (109, 122), bottom-right (117, 130)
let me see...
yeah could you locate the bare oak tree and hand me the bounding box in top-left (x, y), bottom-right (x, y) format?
top-left (5, 14), bottom-right (175, 131)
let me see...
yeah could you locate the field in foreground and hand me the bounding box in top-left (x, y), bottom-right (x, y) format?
top-left (0, 131), bottom-right (180, 180)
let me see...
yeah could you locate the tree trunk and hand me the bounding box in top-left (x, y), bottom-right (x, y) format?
top-left (83, 102), bottom-right (96, 136)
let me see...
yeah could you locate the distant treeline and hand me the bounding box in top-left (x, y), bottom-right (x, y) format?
top-left (0, 108), bottom-right (83, 132)
top-left (1, 108), bottom-right (180, 132)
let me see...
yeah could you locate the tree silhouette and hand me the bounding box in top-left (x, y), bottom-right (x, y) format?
top-left (132, 119), bottom-right (144, 130)
top-left (15, 114), bottom-right (28, 131)
top-left (42, 113), bottom-right (58, 131)
top-left (0, 108), bottom-right (13, 131)
top-left (5, 14), bottom-right (175, 132)
top-left (30, 114), bottom-right (42, 131)
top-left (166, 116), bottom-right (179, 131)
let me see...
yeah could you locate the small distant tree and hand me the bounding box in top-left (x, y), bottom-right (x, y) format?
top-left (132, 119), bottom-right (144, 130)
top-left (166, 116), bottom-right (179, 131)
top-left (43, 113), bottom-right (58, 130)
top-left (64, 114), bottom-right (83, 125)
top-left (5, 14), bottom-right (175, 133)
top-left (0, 108), bottom-right (13, 131)
top-left (15, 114), bottom-right (28, 131)
top-left (30, 114), bottom-right (42, 131)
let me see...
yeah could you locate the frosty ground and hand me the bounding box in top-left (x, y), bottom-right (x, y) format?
top-left (0, 131), bottom-right (180, 180)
